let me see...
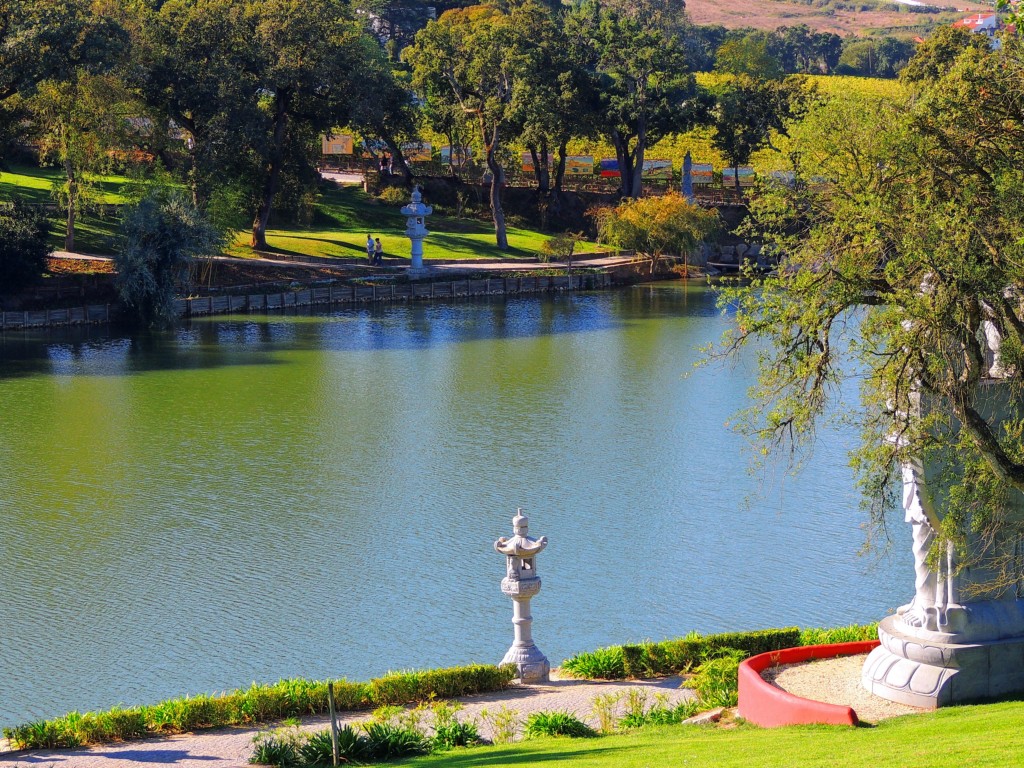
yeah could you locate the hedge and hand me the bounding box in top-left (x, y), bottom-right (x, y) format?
top-left (562, 625), bottom-right (880, 680)
top-left (4, 664), bottom-right (517, 751)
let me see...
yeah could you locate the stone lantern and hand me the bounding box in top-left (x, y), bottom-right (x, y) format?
top-left (494, 509), bottom-right (550, 683)
top-left (400, 185), bottom-right (432, 273)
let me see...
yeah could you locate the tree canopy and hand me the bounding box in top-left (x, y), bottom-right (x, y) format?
top-left (718, 37), bottom-right (1024, 585)
top-left (407, 4), bottom-right (534, 248)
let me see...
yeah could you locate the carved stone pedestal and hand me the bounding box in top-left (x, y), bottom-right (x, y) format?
top-left (863, 614), bottom-right (1024, 708)
top-left (495, 510), bottom-right (550, 684)
top-left (501, 644), bottom-right (551, 684)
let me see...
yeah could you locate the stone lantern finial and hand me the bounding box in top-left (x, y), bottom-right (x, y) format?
top-left (494, 509), bottom-right (549, 683)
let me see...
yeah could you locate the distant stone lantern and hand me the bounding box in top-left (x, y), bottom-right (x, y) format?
top-left (494, 509), bottom-right (550, 683)
top-left (400, 185), bottom-right (432, 273)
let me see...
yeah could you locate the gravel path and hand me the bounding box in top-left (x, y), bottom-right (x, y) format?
top-left (0, 657), bottom-right (931, 766)
top-left (763, 653), bottom-right (925, 723)
top-left (0, 675), bottom-right (689, 768)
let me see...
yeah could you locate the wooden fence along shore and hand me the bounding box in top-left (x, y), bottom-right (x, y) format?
top-left (0, 272), bottom-right (612, 331)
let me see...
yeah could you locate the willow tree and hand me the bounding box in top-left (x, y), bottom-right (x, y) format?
top-left (408, 5), bottom-right (533, 249)
top-left (718, 38), bottom-right (1024, 586)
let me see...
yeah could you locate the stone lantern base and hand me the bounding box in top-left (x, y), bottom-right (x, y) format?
top-left (862, 614), bottom-right (1024, 708)
top-left (501, 644), bottom-right (550, 684)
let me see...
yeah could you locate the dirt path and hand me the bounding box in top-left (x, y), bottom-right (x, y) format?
top-left (0, 676), bottom-right (689, 768)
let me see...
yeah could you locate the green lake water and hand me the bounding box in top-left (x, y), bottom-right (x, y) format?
top-left (0, 283), bottom-right (906, 725)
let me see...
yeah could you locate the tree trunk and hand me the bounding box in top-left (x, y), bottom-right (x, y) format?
top-left (553, 140), bottom-right (568, 194)
top-left (486, 126), bottom-right (508, 250)
top-left (537, 138), bottom-right (551, 193)
top-left (527, 143), bottom-right (550, 194)
top-left (733, 162), bottom-right (741, 194)
top-left (252, 91), bottom-right (290, 250)
top-left (630, 119), bottom-right (647, 200)
top-left (64, 157), bottom-right (76, 252)
top-left (611, 130), bottom-right (634, 198)
top-left (382, 133), bottom-right (413, 185)
top-left (175, 116), bottom-right (202, 208)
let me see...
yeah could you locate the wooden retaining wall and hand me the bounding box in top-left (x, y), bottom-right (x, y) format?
top-left (1, 304), bottom-right (112, 330)
top-left (0, 272), bottom-right (611, 331)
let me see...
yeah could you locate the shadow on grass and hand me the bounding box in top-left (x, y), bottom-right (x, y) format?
top-left (401, 743), bottom-right (632, 766)
top-left (253, 243), bottom-right (318, 259)
top-left (270, 234), bottom-right (367, 254)
top-left (44, 214), bottom-right (119, 256)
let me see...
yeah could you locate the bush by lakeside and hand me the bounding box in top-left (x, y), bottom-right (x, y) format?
top-left (4, 624), bottom-right (878, 751)
top-left (2, 664), bottom-right (516, 750)
top-left (561, 623), bottom-right (878, 679)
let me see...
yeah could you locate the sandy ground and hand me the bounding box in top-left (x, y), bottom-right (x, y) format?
top-left (0, 676), bottom-right (690, 768)
top-left (765, 653), bottom-right (924, 723)
top-left (0, 656), bottom-right (931, 767)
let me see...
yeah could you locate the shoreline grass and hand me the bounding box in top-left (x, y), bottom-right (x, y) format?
top-left (395, 701), bottom-right (1024, 768)
top-left (3, 165), bottom-right (600, 262)
top-left (226, 184), bottom-right (600, 263)
top-left (3, 664), bottom-right (516, 751)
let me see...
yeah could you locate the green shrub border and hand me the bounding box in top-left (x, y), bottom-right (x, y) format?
top-left (3, 663), bottom-right (517, 751)
top-left (562, 623), bottom-right (879, 680)
top-left (7, 623), bottom-right (881, 750)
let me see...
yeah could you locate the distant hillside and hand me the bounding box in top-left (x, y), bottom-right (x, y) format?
top-left (686, 0), bottom-right (974, 36)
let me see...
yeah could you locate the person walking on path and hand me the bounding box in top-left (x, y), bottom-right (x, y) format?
top-left (374, 238), bottom-right (384, 265)
top-left (366, 235), bottom-right (375, 264)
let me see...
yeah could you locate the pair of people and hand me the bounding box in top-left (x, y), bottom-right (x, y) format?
top-left (365, 235), bottom-right (384, 266)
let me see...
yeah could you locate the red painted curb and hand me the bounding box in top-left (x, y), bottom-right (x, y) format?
top-left (737, 640), bottom-right (881, 727)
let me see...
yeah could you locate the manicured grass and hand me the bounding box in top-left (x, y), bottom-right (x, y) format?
top-left (2, 164), bottom-right (600, 261)
top-left (228, 185), bottom-right (601, 262)
top-left (397, 700), bottom-right (1024, 768)
top-left (0, 164), bottom-right (128, 254)
top-left (0, 164), bottom-right (130, 206)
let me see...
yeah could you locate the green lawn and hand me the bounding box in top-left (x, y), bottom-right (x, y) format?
top-left (229, 184), bottom-right (600, 262)
top-left (2, 163), bottom-right (597, 261)
top-left (396, 700), bottom-right (1024, 768)
top-left (0, 164), bottom-right (131, 254)
top-left (0, 164), bottom-right (130, 206)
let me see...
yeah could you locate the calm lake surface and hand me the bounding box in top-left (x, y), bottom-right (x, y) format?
top-left (0, 283), bottom-right (907, 726)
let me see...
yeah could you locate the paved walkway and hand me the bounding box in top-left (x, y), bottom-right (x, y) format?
top-left (50, 250), bottom-right (643, 274)
top-left (0, 676), bottom-right (689, 768)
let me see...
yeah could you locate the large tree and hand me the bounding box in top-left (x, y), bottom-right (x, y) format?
top-left (245, 0), bottom-right (371, 250)
top-left (130, 0), bottom-right (263, 208)
top-left (566, 0), bottom-right (707, 198)
top-left (27, 4), bottom-right (132, 251)
top-left (710, 74), bottom-right (805, 193)
top-left (349, 49), bottom-right (420, 185)
top-left (408, 4), bottom-right (533, 249)
top-left (513, 2), bottom-right (599, 207)
top-left (718, 39), bottom-right (1024, 585)
top-left (31, 70), bottom-right (135, 251)
top-left (0, 0), bottom-right (120, 160)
